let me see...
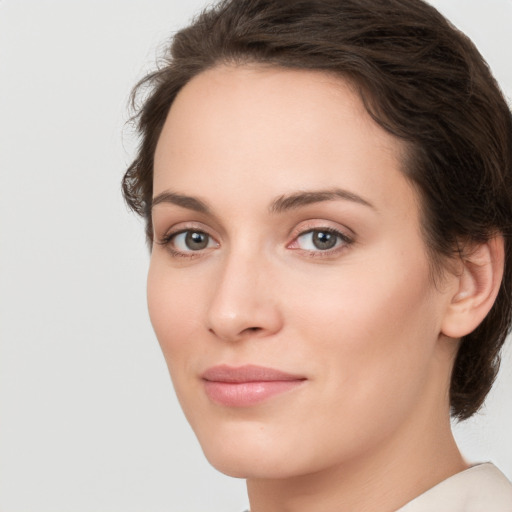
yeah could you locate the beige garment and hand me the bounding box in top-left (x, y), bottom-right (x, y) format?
top-left (396, 463), bottom-right (512, 511)
top-left (242, 463), bottom-right (512, 512)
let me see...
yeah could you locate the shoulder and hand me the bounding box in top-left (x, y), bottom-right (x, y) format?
top-left (397, 463), bottom-right (512, 512)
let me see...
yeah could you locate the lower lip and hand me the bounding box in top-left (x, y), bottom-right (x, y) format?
top-left (203, 380), bottom-right (305, 407)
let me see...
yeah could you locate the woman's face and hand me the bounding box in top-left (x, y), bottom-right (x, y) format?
top-left (148, 65), bottom-right (458, 479)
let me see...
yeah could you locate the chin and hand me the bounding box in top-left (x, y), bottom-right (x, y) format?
top-left (195, 418), bottom-right (350, 481)
top-left (202, 445), bottom-right (297, 480)
top-left (193, 421), bottom-right (307, 479)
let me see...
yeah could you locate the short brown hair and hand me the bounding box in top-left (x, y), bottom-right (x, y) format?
top-left (122, 0), bottom-right (512, 420)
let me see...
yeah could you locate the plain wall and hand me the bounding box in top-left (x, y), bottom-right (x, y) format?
top-left (0, 1), bottom-right (510, 511)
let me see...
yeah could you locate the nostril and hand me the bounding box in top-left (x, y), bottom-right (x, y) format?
top-left (239, 326), bottom-right (263, 336)
top-left (239, 327), bottom-right (265, 336)
top-left (208, 326), bottom-right (261, 337)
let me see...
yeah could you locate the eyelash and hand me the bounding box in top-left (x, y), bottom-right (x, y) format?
top-left (289, 227), bottom-right (353, 258)
top-left (157, 228), bottom-right (216, 259)
top-left (157, 226), bottom-right (354, 259)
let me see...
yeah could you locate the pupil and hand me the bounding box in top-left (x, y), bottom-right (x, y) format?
top-left (186, 231), bottom-right (208, 250)
top-left (313, 231), bottom-right (336, 250)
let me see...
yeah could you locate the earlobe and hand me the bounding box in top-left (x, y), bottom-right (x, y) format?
top-left (441, 236), bottom-right (504, 339)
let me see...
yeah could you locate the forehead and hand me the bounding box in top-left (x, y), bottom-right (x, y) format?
top-left (155, 64), bottom-right (401, 161)
top-left (153, 64), bottom-right (414, 217)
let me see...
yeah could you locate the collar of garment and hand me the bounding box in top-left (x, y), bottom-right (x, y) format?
top-left (242, 463), bottom-right (512, 512)
top-left (396, 462), bottom-right (512, 512)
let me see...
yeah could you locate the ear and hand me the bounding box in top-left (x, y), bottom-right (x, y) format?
top-left (441, 235), bottom-right (504, 339)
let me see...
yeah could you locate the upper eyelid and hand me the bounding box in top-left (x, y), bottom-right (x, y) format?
top-left (157, 221), bottom-right (217, 241)
top-left (289, 219), bottom-right (355, 239)
top-left (292, 227), bottom-right (353, 247)
top-left (296, 227), bottom-right (351, 240)
top-left (156, 219), bottom-right (355, 246)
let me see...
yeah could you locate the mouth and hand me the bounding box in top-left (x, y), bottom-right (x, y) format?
top-left (201, 364), bottom-right (307, 407)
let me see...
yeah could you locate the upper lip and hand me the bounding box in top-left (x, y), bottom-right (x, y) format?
top-left (201, 364), bottom-right (306, 383)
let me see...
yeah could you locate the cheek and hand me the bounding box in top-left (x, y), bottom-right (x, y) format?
top-left (284, 250), bottom-right (440, 410)
top-left (288, 257), bottom-right (435, 340)
top-left (147, 258), bottom-right (205, 363)
top-left (147, 258), bottom-right (212, 423)
top-left (265, 261), bottom-right (441, 468)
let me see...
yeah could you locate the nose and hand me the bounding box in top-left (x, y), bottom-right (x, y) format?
top-left (206, 251), bottom-right (283, 342)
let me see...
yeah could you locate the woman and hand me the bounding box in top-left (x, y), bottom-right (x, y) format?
top-left (123, 0), bottom-right (512, 510)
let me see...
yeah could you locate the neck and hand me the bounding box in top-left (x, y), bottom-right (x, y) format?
top-left (247, 404), bottom-right (467, 512)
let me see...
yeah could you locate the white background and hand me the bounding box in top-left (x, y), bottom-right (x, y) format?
top-left (0, 1), bottom-right (511, 511)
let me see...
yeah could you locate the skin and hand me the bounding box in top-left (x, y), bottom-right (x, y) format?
top-left (148, 65), bottom-right (471, 512)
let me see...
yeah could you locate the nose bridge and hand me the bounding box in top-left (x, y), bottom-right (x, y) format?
top-left (206, 242), bottom-right (282, 341)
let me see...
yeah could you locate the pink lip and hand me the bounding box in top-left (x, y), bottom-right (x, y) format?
top-left (201, 364), bottom-right (306, 407)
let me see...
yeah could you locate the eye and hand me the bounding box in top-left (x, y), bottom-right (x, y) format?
top-left (293, 228), bottom-right (351, 252)
top-left (170, 230), bottom-right (217, 252)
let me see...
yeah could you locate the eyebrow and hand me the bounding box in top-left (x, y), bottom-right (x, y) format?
top-left (151, 187), bottom-right (375, 215)
top-left (151, 191), bottom-right (211, 214)
top-left (270, 188), bottom-right (375, 213)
